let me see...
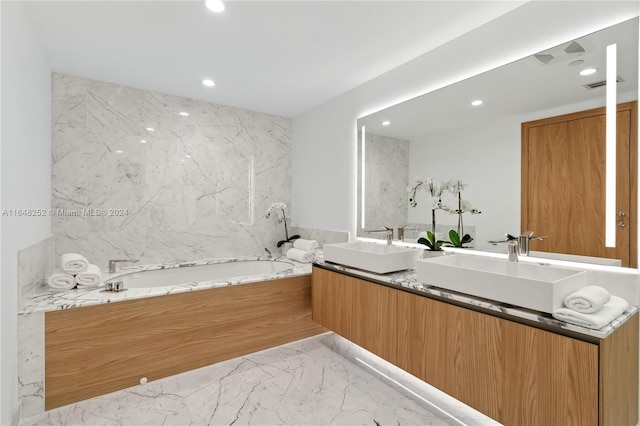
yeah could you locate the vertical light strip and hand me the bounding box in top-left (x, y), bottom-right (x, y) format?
top-left (361, 126), bottom-right (366, 229)
top-left (605, 44), bottom-right (617, 248)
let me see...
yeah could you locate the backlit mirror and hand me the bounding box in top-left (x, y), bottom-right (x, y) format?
top-left (357, 18), bottom-right (638, 266)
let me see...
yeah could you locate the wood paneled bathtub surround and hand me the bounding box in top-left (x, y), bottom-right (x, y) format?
top-left (311, 266), bottom-right (639, 426)
top-left (45, 275), bottom-right (326, 410)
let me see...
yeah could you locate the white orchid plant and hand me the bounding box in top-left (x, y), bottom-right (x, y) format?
top-left (265, 202), bottom-right (300, 247)
top-left (409, 178), bottom-right (481, 249)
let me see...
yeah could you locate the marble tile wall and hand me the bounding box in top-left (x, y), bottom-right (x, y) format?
top-left (18, 236), bottom-right (54, 306)
top-left (289, 226), bottom-right (350, 246)
top-left (357, 133), bottom-right (409, 238)
top-left (52, 73), bottom-right (292, 268)
top-left (18, 312), bottom-right (44, 419)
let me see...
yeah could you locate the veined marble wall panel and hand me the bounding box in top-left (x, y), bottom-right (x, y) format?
top-left (18, 237), bottom-right (54, 307)
top-left (52, 73), bottom-right (291, 267)
top-left (358, 133), bottom-right (409, 237)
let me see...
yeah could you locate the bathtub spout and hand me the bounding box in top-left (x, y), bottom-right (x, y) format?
top-left (108, 259), bottom-right (139, 274)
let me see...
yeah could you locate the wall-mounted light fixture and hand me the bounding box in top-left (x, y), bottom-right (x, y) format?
top-left (605, 43), bottom-right (617, 248)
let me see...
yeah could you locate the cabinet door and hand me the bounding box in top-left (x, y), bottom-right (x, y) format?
top-left (311, 267), bottom-right (397, 364)
top-left (397, 291), bottom-right (599, 426)
top-left (396, 291), bottom-right (504, 415)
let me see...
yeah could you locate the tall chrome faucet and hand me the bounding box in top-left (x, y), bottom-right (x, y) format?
top-left (488, 234), bottom-right (520, 262)
top-left (366, 226), bottom-right (394, 245)
top-left (517, 231), bottom-right (548, 256)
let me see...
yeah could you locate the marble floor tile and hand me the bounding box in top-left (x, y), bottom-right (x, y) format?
top-left (21, 333), bottom-right (498, 426)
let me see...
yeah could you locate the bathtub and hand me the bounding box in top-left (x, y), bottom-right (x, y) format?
top-left (106, 259), bottom-right (296, 289)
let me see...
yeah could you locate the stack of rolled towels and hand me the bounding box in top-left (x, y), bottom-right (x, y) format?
top-left (47, 253), bottom-right (103, 291)
top-left (285, 239), bottom-right (319, 264)
top-left (552, 285), bottom-right (629, 330)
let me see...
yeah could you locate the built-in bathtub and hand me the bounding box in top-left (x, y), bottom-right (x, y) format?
top-left (106, 259), bottom-right (295, 289)
top-left (29, 256), bottom-right (323, 411)
top-left (20, 256), bottom-right (311, 313)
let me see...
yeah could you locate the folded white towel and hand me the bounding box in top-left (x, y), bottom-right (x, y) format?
top-left (60, 253), bottom-right (89, 273)
top-left (564, 285), bottom-right (611, 313)
top-left (293, 238), bottom-right (319, 252)
top-left (47, 271), bottom-right (76, 291)
top-left (286, 248), bottom-right (314, 263)
top-left (552, 295), bottom-right (629, 330)
top-left (75, 264), bottom-right (102, 288)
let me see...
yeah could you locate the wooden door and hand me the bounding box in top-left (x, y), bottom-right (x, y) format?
top-left (522, 102), bottom-right (637, 267)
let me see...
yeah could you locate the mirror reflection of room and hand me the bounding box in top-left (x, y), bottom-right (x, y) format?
top-left (357, 17), bottom-right (638, 267)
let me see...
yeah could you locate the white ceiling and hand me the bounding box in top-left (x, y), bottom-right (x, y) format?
top-left (21, 0), bottom-right (525, 118)
top-left (359, 17), bottom-right (639, 140)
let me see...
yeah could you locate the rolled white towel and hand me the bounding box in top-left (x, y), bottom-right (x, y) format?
top-left (286, 248), bottom-right (314, 263)
top-left (564, 285), bottom-right (611, 313)
top-left (48, 271), bottom-right (76, 291)
top-left (552, 295), bottom-right (629, 330)
top-left (293, 238), bottom-right (319, 252)
top-left (75, 264), bottom-right (102, 288)
top-left (60, 253), bottom-right (89, 273)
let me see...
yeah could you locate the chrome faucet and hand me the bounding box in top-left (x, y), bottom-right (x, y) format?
top-left (517, 231), bottom-right (548, 256)
top-left (396, 225), bottom-right (420, 242)
top-left (108, 259), bottom-right (139, 274)
top-left (366, 226), bottom-right (394, 245)
top-left (488, 234), bottom-right (519, 262)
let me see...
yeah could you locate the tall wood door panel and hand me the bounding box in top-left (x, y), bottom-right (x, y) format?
top-left (521, 101), bottom-right (637, 267)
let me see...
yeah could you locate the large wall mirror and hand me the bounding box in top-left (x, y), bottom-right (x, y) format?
top-left (357, 17), bottom-right (638, 266)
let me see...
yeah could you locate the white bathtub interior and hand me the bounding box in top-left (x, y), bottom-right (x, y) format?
top-left (106, 260), bottom-right (295, 288)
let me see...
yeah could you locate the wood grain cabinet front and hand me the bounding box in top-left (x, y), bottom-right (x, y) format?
top-left (311, 266), bottom-right (397, 363)
top-left (311, 266), bottom-right (638, 426)
top-left (45, 275), bottom-right (326, 410)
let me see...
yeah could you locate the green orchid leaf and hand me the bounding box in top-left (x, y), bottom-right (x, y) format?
top-left (448, 230), bottom-right (461, 246)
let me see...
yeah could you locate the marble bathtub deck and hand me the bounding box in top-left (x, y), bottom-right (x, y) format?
top-left (21, 333), bottom-right (497, 426)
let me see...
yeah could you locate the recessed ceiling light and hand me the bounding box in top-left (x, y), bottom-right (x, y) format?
top-left (202, 79), bottom-right (216, 87)
top-left (179, 112), bottom-right (189, 117)
top-left (184, 155), bottom-right (191, 158)
top-left (471, 100), bottom-right (483, 106)
top-left (569, 59), bottom-right (585, 66)
top-left (381, 121), bottom-right (391, 126)
top-left (116, 150), bottom-right (124, 154)
top-left (145, 127), bottom-right (155, 132)
top-left (579, 68), bottom-right (598, 76)
top-left (205, 0), bottom-right (225, 13)
top-left (140, 139), bottom-right (147, 144)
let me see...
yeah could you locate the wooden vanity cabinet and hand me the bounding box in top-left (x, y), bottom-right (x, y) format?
top-left (311, 266), bottom-right (638, 426)
top-left (311, 267), bottom-right (398, 363)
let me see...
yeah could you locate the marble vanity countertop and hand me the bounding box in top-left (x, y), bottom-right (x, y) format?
top-left (315, 258), bottom-right (638, 341)
top-left (20, 256), bottom-right (312, 315)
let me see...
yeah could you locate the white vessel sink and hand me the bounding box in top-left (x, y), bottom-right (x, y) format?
top-left (416, 254), bottom-right (587, 313)
top-left (323, 242), bottom-right (418, 274)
